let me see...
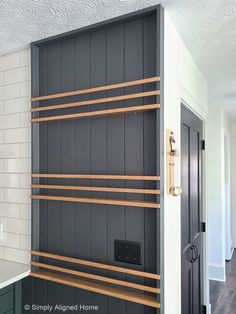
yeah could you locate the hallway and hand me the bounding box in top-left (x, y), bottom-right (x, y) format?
top-left (210, 251), bottom-right (236, 314)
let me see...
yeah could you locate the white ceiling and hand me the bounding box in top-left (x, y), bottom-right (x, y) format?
top-left (0, 0), bottom-right (235, 118)
top-left (165, 0), bottom-right (236, 119)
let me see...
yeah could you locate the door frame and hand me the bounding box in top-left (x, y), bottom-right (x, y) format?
top-left (180, 101), bottom-right (209, 313)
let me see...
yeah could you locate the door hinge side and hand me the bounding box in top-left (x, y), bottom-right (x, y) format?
top-left (201, 140), bottom-right (205, 150)
top-left (201, 222), bottom-right (206, 233)
top-left (201, 305), bottom-right (207, 314)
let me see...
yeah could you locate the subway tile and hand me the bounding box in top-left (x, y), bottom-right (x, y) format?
top-left (19, 81), bottom-right (31, 97)
top-left (0, 131), bottom-right (4, 144)
top-left (20, 235), bottom-right (31, 251)
top-left (0, 49), bottom-right (31, 263)
top-left (4, 66), bottom-right (30, 85)
top-left (19, 49), bottom-right (31, 67)
top-left (0, 113), bottom-right (20, 129)
top-left (20, 143), bottom-right (31, 158)
top-left (4, 188), bottom-right (31, 204)
top-left (0, 232), bottom-right (20, 249)
top-left (0, 101), bottom-right (4, 114)
top-left (0, 160), bottom-right (4, 172)
top-left (0, 246), bottom-right (5, 259)
top-left (0, 53), bottom-right (20, 71)
top-left (4, 97), bottom-right (30, 114)
top-left (4, 127), bottom-right (31, 143)
top-left (3, 217), bottom-right (31, 235)
top-left (20, 112), bottom-right (31, 127)
top-left (0, 144), bottom-right (20, 158)
top-left (0, 188), bottom-right (5, 201)
top-left (4, 158), bottom-right (31, 173)
top-left (0, 202), bottom-right (20, 218)
top-left (19, 174), bottom-right (31, 188)
top-left (0, 174), bottom-right (20, 188)
top-left (0, 83), bottom-right (20, 100)
top-left (0, 72), bottom-right (4, 86)
top-left (20, 204), bottom-right (31, 220)
top-left (4, 247), bottom-right (30, 264)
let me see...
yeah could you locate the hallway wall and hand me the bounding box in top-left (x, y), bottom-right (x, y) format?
top-left (164, 10), bottom-right (208, 314)
top-left (230, 123), bottom-right (236, 249)
top-left (0, 49), bottom-right (31, 264)
top-left (207, 106), bottom-right (232, 281)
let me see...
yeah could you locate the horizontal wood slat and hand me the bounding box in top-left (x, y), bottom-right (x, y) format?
top-left (31, 174), bottom-right (160, 181)
top-left (31, 90), bottom-right (160, 112)
top-left (31, 184), bottom-right (160, 195)
top-left (30, 271), bottom-right (160, 308)
top-left (31, 261), bottom-right (160, 294)
top-left (31, 76), bottom-right (160, 102)
top-left (31, 250), bottom-right (160, 280)
top-left (31, 194), bottom-right (160, 208)
top-left (31, 103), bottom-right (160, 123)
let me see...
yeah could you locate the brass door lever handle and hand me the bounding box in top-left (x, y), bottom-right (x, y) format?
top-left (167, 130), bottom-right (182, 197)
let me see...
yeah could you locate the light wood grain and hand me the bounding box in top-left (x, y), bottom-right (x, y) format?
top-left (30, 270), bottom-right (160, 308)
top-left (31, 184), bottom-right (160, 195)
top-left (31, 174), bottom-right (160, 181)
top-left (31, 90), bottom-right (160, 112)
top-left (31, 194), bottom-right (160, 208)
top-left (31, 250), bottom-right (160, 280)
top-left (31, 261), bottom-right (160, 294)
top-left (31, 76), bottom-right (160, 102)
top-left (31, 103), bottom-right (160, 123)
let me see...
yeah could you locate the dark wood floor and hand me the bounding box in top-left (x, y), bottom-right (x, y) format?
top-left (210, 250), bottom-right (236, 314)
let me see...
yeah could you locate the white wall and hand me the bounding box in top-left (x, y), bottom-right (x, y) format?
top-left (230, 123), bottom-right (236, 249)
top-left (207, 106), bottom-right (232, 281)
top-left (0, 49), bottom-right (31, 265)
top-left (164, 11), bottom-right (208, 314)
top-left (222, 112), bottom-right (232, 261)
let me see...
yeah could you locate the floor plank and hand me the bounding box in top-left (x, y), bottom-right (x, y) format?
top-left (210, 250), bottom-right (236, 314)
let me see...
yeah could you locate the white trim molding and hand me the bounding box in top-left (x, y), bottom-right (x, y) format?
top-left (209, 263), bottom-right (226, 282)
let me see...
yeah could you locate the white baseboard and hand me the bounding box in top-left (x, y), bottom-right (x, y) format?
top-left (225, 239), bottom-right (234, 260)
top-left (229, 245), bottom-right (234, 260)
top-left (209, 263), bottom-right (225, 281)
top-left (208, 303), bottom-right (211, 314)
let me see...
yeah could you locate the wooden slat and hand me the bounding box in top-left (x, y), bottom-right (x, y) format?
top-left (31, 250), bottom-right (160, 280)
top-left (31, 194), bottom-right (160, 209)
top-left (31, 76), bottom-right (160, 102)
top-left (31, 90), bottom-right (160, 112)
top-left (31, 261), bottom-right (160, 294)
top-left (31, 174), bottom-right (160, 181)
top-left (31, 184), bottom-right (160, 195)
top-left (31, 103), bottom-right (160, 123)
top-left (30, 270), bottom-right (160, 308)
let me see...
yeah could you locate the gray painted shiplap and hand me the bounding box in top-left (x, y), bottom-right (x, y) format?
top-left (30, 9), bottom-right (161, 314)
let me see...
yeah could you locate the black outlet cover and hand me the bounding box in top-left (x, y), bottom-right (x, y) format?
top-left (114, 239), bottom-right (142, 265)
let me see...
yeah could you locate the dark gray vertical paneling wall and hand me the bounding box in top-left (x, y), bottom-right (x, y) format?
top-left (31, 10), bottom-right (160, 314)
top-left (106, 23), bottom-right (126, 314)
top-left (47, 41), bottom-right (62, 308)
top-left (74, 34), bottom-right (92, 309)
top-left (60, 37), bottom-right (77, 311)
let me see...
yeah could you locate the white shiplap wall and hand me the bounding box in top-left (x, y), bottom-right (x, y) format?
top-left (0, 49), bottom-right (31, 265)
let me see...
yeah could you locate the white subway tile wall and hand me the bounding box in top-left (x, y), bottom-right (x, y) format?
top-left (0, 49), bottom-right (31, 264)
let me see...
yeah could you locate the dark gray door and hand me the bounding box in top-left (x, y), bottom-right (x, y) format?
top-left (181, 105), bottom-right (202, 314)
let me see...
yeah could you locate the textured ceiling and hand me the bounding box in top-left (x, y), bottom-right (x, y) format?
top-left (166, 0), bottom-right (236, 119)
top-left (0, 0), bottom-right (236, 117)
